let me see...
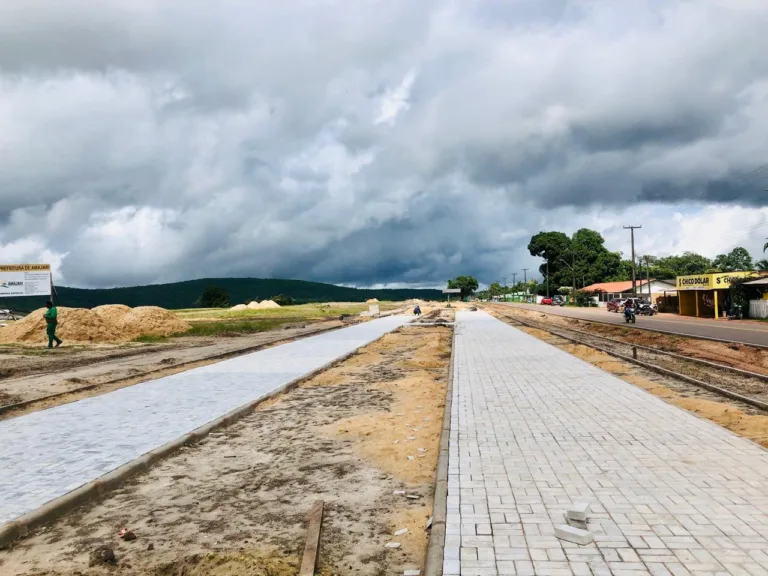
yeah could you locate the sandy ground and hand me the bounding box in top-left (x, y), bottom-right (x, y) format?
top-left (0, 325), bottom-right (452, 576)
top-left (489, 304), bottom-right (768, 375)
top-left (0, 320), bottom-right (346, 416)
top-left (511, 322), bottom-right (768, 449)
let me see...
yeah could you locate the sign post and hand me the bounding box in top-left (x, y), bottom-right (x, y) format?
top-left (442, 288), bottom-right (461, 307)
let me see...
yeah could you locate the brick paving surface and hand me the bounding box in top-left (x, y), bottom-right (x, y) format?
top-left (0, 315), bottom-right (410, 527)
top-left (445, 311), bottom-right (768, 576)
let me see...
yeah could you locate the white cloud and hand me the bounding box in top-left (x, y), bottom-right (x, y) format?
top-left (375, 69), bottom-right (417, 125)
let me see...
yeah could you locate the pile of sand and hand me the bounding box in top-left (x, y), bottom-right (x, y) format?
top-left (117, 306), bottom-right (190, 338)
top-left (366, 298), bottom-right (379, 304)
top-left (0, 305), bottom-right (190, 345)
top-left (0, 307), bottom-right (122, 345)
top-left (230, 304), bottom-right (248, 311)
top-left (245, 300), bottom-right (281, 310)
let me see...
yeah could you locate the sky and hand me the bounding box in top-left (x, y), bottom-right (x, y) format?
top-left (1, 0), bottom-right (767, 289)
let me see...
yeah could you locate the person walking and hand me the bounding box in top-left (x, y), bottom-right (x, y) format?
top-left (44, 300), bottom-right (62, 348)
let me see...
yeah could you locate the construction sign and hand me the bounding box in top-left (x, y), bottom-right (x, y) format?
top-left (0, 264), bottom-right (52, 298)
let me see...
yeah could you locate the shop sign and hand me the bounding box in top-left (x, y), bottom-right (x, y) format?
top-left (676, 271), bottom-right (754, 291)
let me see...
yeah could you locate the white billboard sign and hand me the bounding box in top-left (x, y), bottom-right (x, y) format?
top-left (442, 288), bottom-right (461, 294)
top-left (0, 264), bottom-right (52, 298)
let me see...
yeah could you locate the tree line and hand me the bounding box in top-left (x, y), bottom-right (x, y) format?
top-left (525, 229), bottom-right (768, 296)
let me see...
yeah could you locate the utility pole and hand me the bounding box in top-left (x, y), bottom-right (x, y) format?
top-left (624, 225), bottom-right (642, 297)
top-left (546, 259), bottom-right (550, 298)
top-left (522, 268), bottom-right (529, 291)
top-left (645, 257), bottom-right (652, 301)
top-left (512, 272), bottom-right (517, 295)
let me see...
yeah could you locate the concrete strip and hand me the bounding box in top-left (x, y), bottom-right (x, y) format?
top-left (0, 321), bottom-right (351, 417)
top-left (509, 315), bottom-right (768, 412)
top-left (0, 329), bottom-right (400, 549)
top-left (423, 327), bottom-right (455, 576)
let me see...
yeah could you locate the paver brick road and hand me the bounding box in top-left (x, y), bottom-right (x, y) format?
top-left (445, 311), bottom-right (768, 576)
top-left (0, 315), bottom-right (410, 527)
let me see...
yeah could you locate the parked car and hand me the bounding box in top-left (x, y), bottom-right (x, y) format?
top-left (551, 295), bottom-right (565, 306)
top-left (607, 298), bottom-right (626, 312)
top-left (541, 297), bottom-right (553, 305)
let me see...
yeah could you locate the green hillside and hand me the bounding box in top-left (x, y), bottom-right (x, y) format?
top-left (4, 278), bottom-right (443, 312)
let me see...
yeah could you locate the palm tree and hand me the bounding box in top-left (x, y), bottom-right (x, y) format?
top-left (758, 259), bottom-right (768, 272)
top-left (764, 238), bottom-right (768, 253)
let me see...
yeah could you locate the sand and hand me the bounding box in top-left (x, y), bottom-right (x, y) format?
top-left (118, 306), bottom-right (190, 338)
top-left (0, 326), bottom-right (451, 576)
top-left (366, 298), bottom-right (380, 304)
top-left (0, 305), bottom-right (189, 346)
top-left (230, 304), bottom-right (248, 311)
top-left (245, 300), bottom-right (281, 310)
top-left (0, 308), bottom-right (122, 345)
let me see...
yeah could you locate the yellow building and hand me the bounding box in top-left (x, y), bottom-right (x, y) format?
top-left (675, 271), bottom-right (755, 318)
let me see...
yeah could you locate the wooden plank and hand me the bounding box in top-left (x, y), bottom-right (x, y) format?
top-left (298, 500), bottom-right (324, 576)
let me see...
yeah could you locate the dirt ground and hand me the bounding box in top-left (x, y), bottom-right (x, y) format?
top-left (513, 323), bottom-right (768, 449)
top-left (0, 320), bottom-right (347, 416)
top-left (0, 325), bottom-right (452, 576)
top-left (490, 304), bottom-right (768, 375)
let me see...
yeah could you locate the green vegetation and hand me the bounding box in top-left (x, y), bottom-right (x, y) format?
top-left (185, 318), bottom-right (293, 337)
top-left (447, 276), bottom-right (479, 299)
top-left (712, 247), bottom-right (753, 272)
top-left (528, 229), bottom-right (621, 293)
top-left (10, 278), bottom-right (442, 313)
top-left (200, 285), bottom-right (231, 308)
top-left (175, 302), bottom-right (397, 321)
top-left (528, 227), bottom-right (765, 295)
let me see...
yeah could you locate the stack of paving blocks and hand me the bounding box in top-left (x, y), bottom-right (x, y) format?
top-left (555, 501), bottom-right (594, 545)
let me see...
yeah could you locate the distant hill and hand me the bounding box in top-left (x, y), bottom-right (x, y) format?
top-left (5, 278), bottom-right (443, 312)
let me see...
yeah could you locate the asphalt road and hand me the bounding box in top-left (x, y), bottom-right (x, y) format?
top-left (499, 302), bottom-right (768, 348)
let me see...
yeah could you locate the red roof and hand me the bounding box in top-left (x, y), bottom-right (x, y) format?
top-left (582, 279), bottom-right (655, 293)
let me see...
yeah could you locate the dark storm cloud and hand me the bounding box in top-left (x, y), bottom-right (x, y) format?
top-left (1, 0), bottom-right (768, 289)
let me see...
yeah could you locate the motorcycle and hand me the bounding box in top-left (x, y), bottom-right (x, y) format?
top-left (624, 306), bottom-right (636, 324)
top-left (637, 303), bottom-right (656, 316)
top-left (727, 305), bottom-right (743, 320)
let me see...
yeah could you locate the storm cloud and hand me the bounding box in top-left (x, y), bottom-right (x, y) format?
top-left (1, 0), bottom-right (767, 288)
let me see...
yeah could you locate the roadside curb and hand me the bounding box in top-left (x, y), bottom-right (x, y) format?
top-left (0, 321), bottom-right (352, 417)
top-left (424, 320), bottom-right (456, 576)
top-left (0, 319), bottom-right (409, 550)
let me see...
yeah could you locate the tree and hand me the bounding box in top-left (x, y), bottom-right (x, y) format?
top-left (528, 228), bottom-right (621, 290)
top-left (757, 259), bottom-right (768, 272)
top-left (712, 247), bottom-right (753, 272)
top-left (487, 282), bottom-right (504, 299)
top-left (447, 276), bottom-right (479, 299)
top-left (765, 238), bottom-right (768, 253)
top-left (271, 294), bottom-right (294, 306)
top-left (200, 285), bottom-right (230, 308)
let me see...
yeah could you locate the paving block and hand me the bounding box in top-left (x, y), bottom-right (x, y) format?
top-left (554, 524), bottom-right (594, 546)
top-left (566, 501), bottom-right (590, 522)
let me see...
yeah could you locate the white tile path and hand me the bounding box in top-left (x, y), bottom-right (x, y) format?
top-left (445, 311), bottom-right (768, 576)
top-left (0, 315), bottom-right (411, 527)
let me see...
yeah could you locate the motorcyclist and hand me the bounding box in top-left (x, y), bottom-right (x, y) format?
top-left (624, 299), bottom-right (635, 320)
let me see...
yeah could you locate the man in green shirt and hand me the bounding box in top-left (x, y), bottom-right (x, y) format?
top-left (44, 300), bottom-right (62, 348)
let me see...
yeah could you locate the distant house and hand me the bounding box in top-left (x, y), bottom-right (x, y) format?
top-left (582, 279), bottom-right (677, 306)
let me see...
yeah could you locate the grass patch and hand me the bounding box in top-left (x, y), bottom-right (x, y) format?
top-left (174, 302), bottom-right (401, 321)
top-left (185, 318), bottom-right (293, 337)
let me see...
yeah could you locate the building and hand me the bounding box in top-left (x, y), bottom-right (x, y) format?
top-left (582, 279), bottom-right (677, 307)
top-left (675, 271), bottom-right (755, 318)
